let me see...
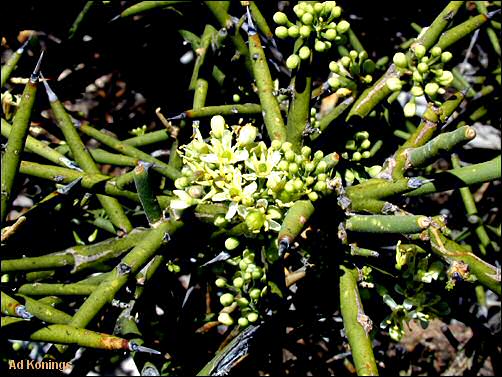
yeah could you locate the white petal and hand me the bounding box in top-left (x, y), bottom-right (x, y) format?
top-left (212, 192), bottom-right (229, 202)
top-left (237, 205), bottom-right (248, 218)
top-left (242, 173), bottom-right (257, 181)
top-left (243, 181), bottom-right (258, 196)
top-left (225, 201), bottom-right (238, 220)
top-left (173, 190), bottom-right (192, 202)
top-left (200, 154), bottom-right (219, 163)
top-left (234, 149), bottom-right (249, 162)
top-left (170, 199), bottom-right (192, 210)
top-left (270, 150), bottom-right (282, 165)
top-left (268, 219), bottom-right (281, 231)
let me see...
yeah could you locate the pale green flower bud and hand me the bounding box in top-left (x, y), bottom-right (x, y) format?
top-left (299, 25), bottom-right (311, 38)
top-left (352, 151), bottom-right (362, 161)
top-left (413, 43), bottom-right (426, 58)
top-left (245, 211), bottom-right (266, 231)
top-left (220, 293), bottom-right (234, 306)
top-left (289, 162), bottom-right (299, 174)
top-left (301, 146), bottom-right (312, 158)
top-left (302, 12), bottom-right (314, 25)
top-left (271, 139), bottom-right (282, 150)
top-left (325, 28), bottom-right (337, 40)
top-left (362, 151), bottom-right (371, 159)
top-left (417, 62), bottom-right (428, 73)
top-left (313, 150), bottom-right (324, 161)
top-left (233, 277), bottom-right (244, 289)
top-left (237, 297), bottom-right (249, 307)
top-left (247, 312), bottom-right (259, 323)
top-left (238, 317), bottom-right (249, 327)
top-left (288, 25), bottom-right (300, 38)
top-left (386, 77), bottom-right (402, 91)
top-left (329, 61), bottom-right (340, 73)
top-left (210, 115), bottom-right (226, 138)
top-left (273, 11), bottom-right (289, 25)
top-left (365, 165), bottom-right (382, 177)
top-left (412, 70), bottom-right (423, 83)
top-left (286, 54), bottom-right (301, 70)
top-left (331, 6), bottom-right (342, 18)
top-left (299, 46), bottom-right (311, 60)
top-left (249, 288), bottom-right (261, 300)
top-left (437, 70), bottom-right (453, 86)
top-left (215, 278), bottom-right (227, 288)
top-left (424, 82), bottom-right (439, 96)
top-left (345, 139), bottom-right (357, 150)
top-left (314, 2), bottom-right (324, 14)
top-left (188, 185), bottom-right (204, 198)
top-left (341, 56), bottom-right (351, 67)
top-left (315, 40), bottom-right (327, 52)
top-left (308, 191), bottom-right (319, 201)
top-left (403, 102), bottom-right (416, 117)
top-left (328, 76), bottom-right (340, 89)
top-left (175, 177), bottom-right (189, 189)
top-left (392, 52), bottom-right (407, 68)
top-left (232, 93), bottom-right (240, 103)
top-left (218, 312), bottom-right (234, 326)
top-left (316, 160), bottom-right (327, 173)
top-left (293, 178), bottom-right (303, 191)
top-left (441, 51), bottom-right (453, 63)
top-left (293, 4), bottom-right (305, 18)
top-left (214, 215), bottom-right (227, 228)
top-left (349, 50), bottom-right (358, 60)
top-left (285, 150), bottom-right (296, 162)
top-left (314, 181), bottom-right (327, 192)
top-left (275, 26), bottom-right (289, 39)
top-left (355, 131), bottom-right (369, 140)
top-left (278, 160), bottom-right (289, 171)
top-left (335, 88), bottom-right (351, 97)
top-left (360, 139), bottom-right (371, 150)
top-left (430, 46), bottom-right (442, 57)
top-left (238, 124), bottom-right (258, 145)
top-left (317, 173), bottom-right (327, 181)
top-left (225, 237), bottom-right (240, 250)
top-left (305, 176), bottom-right (315, 185)
top-left (410, 85), bottom-right (424, 97)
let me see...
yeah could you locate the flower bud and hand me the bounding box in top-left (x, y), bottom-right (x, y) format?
top-left (344, 169), bottom-right (355, 185)
top-left (175, 177), bottom-right (189, 189)
top-left (410, 85), bottom-right (424, 97)
top-left (437, 70), bottom-right (453, 86)
top-left (275, 26), bottom-right (289, 39)
top-left (349, 50), bottom-right (358, 61)
top-left (225, 237), bottom-right (240, 250)
top-left (218, 312), bottom-right (234, 326)
top-left (239, 259), bottom-right (248, 270)
top-left (238, 317), bottom-right (249, 327)
top-left (301, 12), bottom-right (314, 25)
top-left (278, 160), bottom-right (289, 172)
top-left (299, 25), bottom-right (311, 38)
top-left (392, 52), bottom-right (407, 68)
top-left (252, 268), bottom-right (263, 280)
top-left (417, 62), bottom-right (428, 73)
top-left (403, 102), bottom-right (416, 117)
top-left (352, 151), bottom-right (362, 161)
top-left (345, 139), bottom-right (357, 150)
top-left (329, 61), bottom-right (340, 73)
top-left (249, 288), bottom-right (261, 300)
top-left (238, 124), bottom-right (258, 145)
top-left (328, 76), bottom-right (340, 89)
top-left (360, 139), bottom-right (371, 150)
top-left (299, 46), bottom-right (311, 60)
top-left (281, 141), bottom-right (293, 152)
top-left (301, 146), bottom-right (312, 158)
top-left (314, 2), bottom-right (324, 14)
top-left (355, 131), bottom-right (369, 140)
top-left (243, 272), bottom-right (252, 281)
top-left (413, 44), bottom-right (426, 59)
top-left (293, 4), bottom-right (305, 18)
top-left (438, 87), bottom-right (446, 95)
top-left (424, 82), bottom-right (439, 96)
top-left (210, 115), bottom-right (226, 138)
top-left (316, 160), bottom-right (327, 173)
top-left (293, 178), bottom-right (303, 191)
top-left (362, 151), bottom-right (371, 159)
top-left (331, 6), bottom-right (342, 18)
top-left (271, 140), bottom-right (282, 150)
top-left (247, 312), bottom-right (259, 323)
top-left (305, 162), bottom-right (315, 173)
top-left (286, 54), bottom-right (301, 70)
top-left (289, 162), bottom-right (299, 174)
top-left (362, 74), bottom-right (373, 84)
top-left (215, 278), bottom-right (227, 288)
top-left (305, 176), bottom-right (315, 185)
top-left (285, 150), bottom-right (296, 162)
top-left (430, 46), bottom-right (442, 57)
top-left (412, 70), bottom-right (423, 83)
top-left (232, 94), bottom-right (240, 103)
top-left (237, 297), bottom-right (250, 308)
top-left (220, 293), bottom-right (234, 306)
top-left (314, 181), bottom-right (327, 192)
top-left (314, 40), bottom-right (327, 52)
top-left (317, 173), bottom-right (327, 181)
top-left (386, 77), bottom-right (402, 92)
top-left (188, 185), bottom-right (204, 198)
top-left (313, 150), bottom-right (324, 161)
top-left (273, 11), bottom-right (289, 25)
top-left (441, 51), bottom-right (453, 63)
top-left (308, 191), bottom-right (319, 201)
top-left (233, 277), bottom-right (244, 289)
top-left (340, 56), bottom-right (351, 67)
top-left (365, 165), bottom-right (382, 177)
top-left (246, 211), bottom-right (266, 231)
top-left (288, 25), bottom-right (300, 38)
top-left (325, 28), bottom-right (337, 40)
top-left (284, 180), bottom-right (295, 193)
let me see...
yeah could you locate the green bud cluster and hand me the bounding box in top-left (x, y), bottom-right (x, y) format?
top-left (170, 115), bottom-right (335, 233)
top-left (387, 44), bottom-right (454, 117)
top-left (328, 49), bottom-right (375, 88)
top-left (340, 131), bottom-right (372, 161)
top-left (214, 249), bottom-right (266, 327)
top-left (273, 2), bottom-right (351, 70)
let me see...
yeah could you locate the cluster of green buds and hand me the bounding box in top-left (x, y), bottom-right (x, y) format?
top-left (386, 44), bottom-right (454, 117)
top-left (273, 1), bottom-right (351, 70)
top-left (328, 49), bottom-right (375, 90)
top-left (340, 131), bottom-right (372, 161)
top-left (170, 115), bottom-right (336, 233)
top-left (214, 248), bottom-right (265, 327)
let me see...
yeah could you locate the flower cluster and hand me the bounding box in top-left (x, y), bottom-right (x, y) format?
top-left (386, 44), bottom-right (454, 117)
top-left (214, 248), bottom-right (266, 327)
top-left (170, 115), bottom-right (334, 233)
top-left (273, 1), bottom-right (351, 70)
top-left (328, 49), bottom-right (375, 89)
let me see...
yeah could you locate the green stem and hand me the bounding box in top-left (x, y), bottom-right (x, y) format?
top-left (339, 265), bottom-right (379, 376)
top-left (314, 95), bottom-right (356, 140)
top-left (1, 53), bottom-right (42, 223)
top-left (247, 21), bottom-right (287, 141)
top-left (249, 2), bottom-right (273, 40)
top-left (18, 294), bottom-right (72, 324)
top-left (435, 14), bottom-right (490, 51)
top-left (189, 25), bottom-right (218, 90)
top-left (18, 283), bottom-right (97, 296)
top-left (428, 227), bottom-right (500, 295)
top-left (345, 215), bottom-right (431, 234)
top-left (133, 161), bottom-right (163, 224)
top-left (43, 80), bottom-right (132, 233)
top-left (1, 38), bottom-right (30, 88)
top-left (77, 123), bottom-right (181, 181)
top-left (123, 129), bottom-right (171, 147)
top-left (405, 126), bottom-right (476, 168)
top-left (278, 200), bottom-right (315, 249)
top-left (19, 161), bottom-right (140, 202)
top-left (120, 1), bottom-right (187, 18)
top-left (68, 1), bottom-right (95, 39)
top-left (68, 219), bottom-right (182, 329)
top-left (171, 103), bottom-right (262, 120)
